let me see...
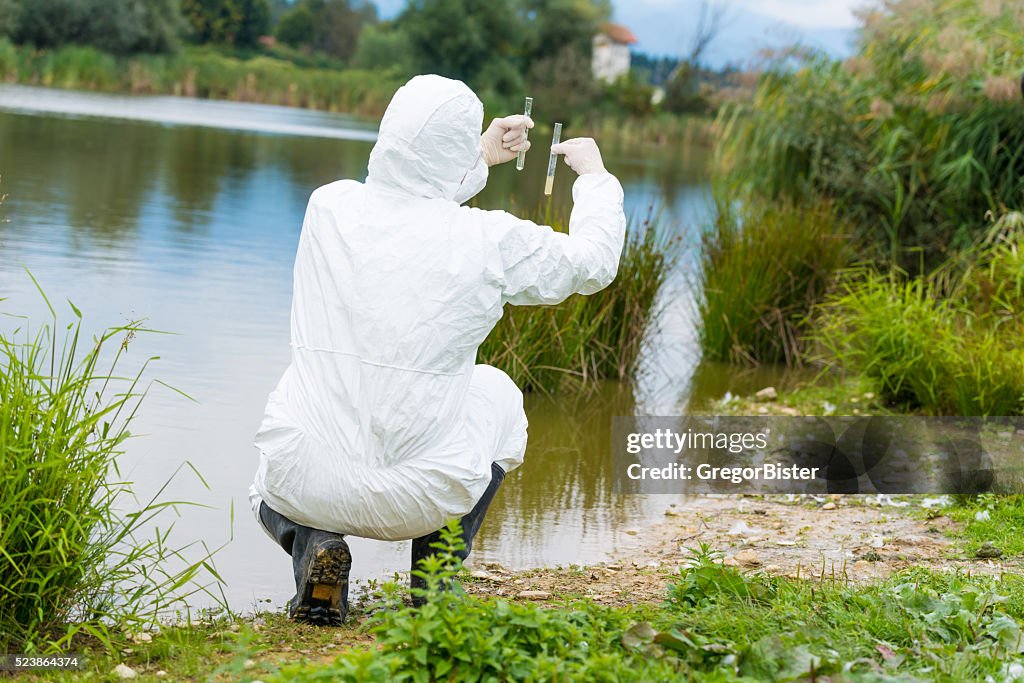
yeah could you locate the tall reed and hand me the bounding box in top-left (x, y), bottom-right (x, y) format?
top-left (714, 0), bottom-right (1024, 270)
top-left (697, 198), bottom-right (849, 366)
top-left (478, 210), bottom-right (674, 393)
top-left (0, 278), bottom-right (224, 653)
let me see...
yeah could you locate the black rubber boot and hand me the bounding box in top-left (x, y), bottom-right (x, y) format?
top-left (259, 502), bottom-right (352, 626)
top-left (410, 462), bottom-right (505, 606)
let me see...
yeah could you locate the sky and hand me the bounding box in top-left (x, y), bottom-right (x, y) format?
top-left (373, 0), bottom-right (874, 67)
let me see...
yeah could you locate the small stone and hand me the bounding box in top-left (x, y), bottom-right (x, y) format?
top-left (822, 502), bottom-right (837, 510)
top-left (606, 564), bottom-right (623, 571)
top-left (229, 623), bottom-right (240, 632)
top-left (775, 540), bottom-right (796, 546)
top-left (484, 561), bottom-right (505, 571)
top-left (764, 564), bottom-right (781, 573)
top-left (518, 590), bottom-right (552, 600)
top-left (243, 659), bottom-right (255, 670)
top-left (733, 549), bottom-right (762, 567)
top-left (625, 529), bottom-right (638, 536)
top-left (755, 387), bottom-right (778, 402)
top-left (155, 671), bottom-right (167, 677)
top-left (975, 542), bottom-right (1003, 559)
top-left (114, 664), bottom-right (137, 679)
top-left (863, 392), bottom-right (875, 400)
top-left (757, 406), bottom-right (769, 415)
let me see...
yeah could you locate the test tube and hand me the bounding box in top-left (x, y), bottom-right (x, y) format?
top-left (516, 97), bottom-right (533, 171)
top-left (544, 122), bottom-right (562, 196)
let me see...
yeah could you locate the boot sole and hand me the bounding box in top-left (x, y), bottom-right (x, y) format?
top-left (291, 540), bottom-right (351, 626)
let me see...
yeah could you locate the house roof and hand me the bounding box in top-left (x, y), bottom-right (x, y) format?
top-left (598, 22), bottom-right (638, 45)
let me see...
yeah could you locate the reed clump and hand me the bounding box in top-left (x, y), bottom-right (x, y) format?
top-left (697, 198), bottom-right (849, 366)
top-left (714, 0), bottom-right (1024, 271)
top-left (0, 280), bottom-right (223, 653)
top-left (478, 210), bottom-right (674, 393)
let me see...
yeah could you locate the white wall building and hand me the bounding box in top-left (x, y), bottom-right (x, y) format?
top-left (592, 23), bottom-right (638, 83)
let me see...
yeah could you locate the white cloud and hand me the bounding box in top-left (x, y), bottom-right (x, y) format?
top-left (731, 0), bottom-right (870, 28)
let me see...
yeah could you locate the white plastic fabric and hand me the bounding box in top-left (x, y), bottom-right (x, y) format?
top-left (249, 75), bottom-right (626, 541)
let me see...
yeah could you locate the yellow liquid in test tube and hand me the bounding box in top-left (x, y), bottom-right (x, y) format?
top-left (544, 122), bottom-right (562, 196)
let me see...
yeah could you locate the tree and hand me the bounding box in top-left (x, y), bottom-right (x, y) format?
top-left (306, 0), bottom-right (376, 61)
top-left (275, 3), bottom-right (314, 47)
top-left (181, 0), bottom-right (271, 48)
top-left (12, 0), bottom-right (183, 54)
top-left (523, 0), bottom-right (611, 63)
top-left (0, 0), bottom-right (18, 37)
top-left (398, 0), bottom-right (523, 86)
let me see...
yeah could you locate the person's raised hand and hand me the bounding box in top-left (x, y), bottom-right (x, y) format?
top-left (480, 115), bottom-right (534, 167)
top-left (550, 137), bottom-right (606, 175)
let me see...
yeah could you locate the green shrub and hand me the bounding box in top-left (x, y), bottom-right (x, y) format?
top-left (814, 212), bottom-right (1024, 415)
top-left (697, 198), bottom-right (849, 365)
top-left (0, 280), bottom-right (223, 653)
top-left (478, 209), bottom-right (674, 393)
top-left (715, 0), bottom-right (1024, 269)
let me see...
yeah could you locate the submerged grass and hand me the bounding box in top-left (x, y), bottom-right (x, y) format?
top-left (697, 198), bottom-right (849, 366)
top-left (0, 276), bottom-right (224, 654)
top-left (478, 208), bottom-right (674, 394)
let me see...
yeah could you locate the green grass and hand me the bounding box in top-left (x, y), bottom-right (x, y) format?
top-left (713, 0), bottom-right (1024, 271)
top-left (696, 198), bottom-right (849, 366)
top-left (813, 212), bottom-right (1024, 416)
top-left (478, 209), bottom-right (674, 394)
top-left (0, 278), bottom-right (223, 654)
top-left (947, 494), bottom-right (1024, 558)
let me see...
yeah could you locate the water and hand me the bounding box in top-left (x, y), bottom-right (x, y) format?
top-left (0, 85), bottom-right (800, 611)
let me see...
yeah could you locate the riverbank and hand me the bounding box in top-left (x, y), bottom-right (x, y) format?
top-left (0, 40), bottom-right (710, 146)
top-left (19, 491), bottom-right (1023, 681)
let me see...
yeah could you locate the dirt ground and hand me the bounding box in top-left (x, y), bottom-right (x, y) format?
top-left (457, 495), bottom-right (1023, 607)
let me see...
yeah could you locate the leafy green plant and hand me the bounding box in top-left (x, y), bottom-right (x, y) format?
top-left (0, 276), bottom-right (224, 653)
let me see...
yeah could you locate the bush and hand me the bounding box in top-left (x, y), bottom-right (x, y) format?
top-left (13, 0), bottom-right (183, 55)
top-left (478, 209), bottom-right (674, 393)
top-left (714, 0), bottom-right (1024, 270)
top-left (814, 212), bottom-right (1024, 415)
top-left (0, 281), bottom-right (223, 653)
top-left (697, 198), bottom-right (849, 365)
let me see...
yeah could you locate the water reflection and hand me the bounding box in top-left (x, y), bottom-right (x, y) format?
top-left (0, 89), bottom-right (717, 610)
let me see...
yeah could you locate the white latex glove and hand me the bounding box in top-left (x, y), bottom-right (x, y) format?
top-left (480, 115), bottom-right (534, 167)
top-left (550, 137), bottom-right (606, 175)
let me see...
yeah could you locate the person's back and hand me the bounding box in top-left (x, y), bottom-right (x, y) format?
top-left (250, 74), bottom-right (626, 624)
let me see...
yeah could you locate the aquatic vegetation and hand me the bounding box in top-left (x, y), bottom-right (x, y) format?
top-left (0, 278), bottom-right (223, 653)
top-left (697, 198), bottom-right (849, 366)
top-left (714, 0), bottom-right (1024, 270)
top-left (478, 209), bottom-right (674, 394)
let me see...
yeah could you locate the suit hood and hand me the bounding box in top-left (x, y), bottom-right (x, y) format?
top-left (366, 75), bottom-right (485, 201)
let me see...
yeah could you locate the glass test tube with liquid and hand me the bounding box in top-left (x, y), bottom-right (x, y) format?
top-left (516, 97), bottom-right (533, 171)
top-left (544, 122), bottom-right (562, 196)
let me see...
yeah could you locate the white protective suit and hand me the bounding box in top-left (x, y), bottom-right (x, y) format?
top-left (249, 75), bottom-right (626, 541)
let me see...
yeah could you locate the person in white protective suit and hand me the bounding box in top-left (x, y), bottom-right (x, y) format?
top-left (249, 74), bottom-right (625, 625)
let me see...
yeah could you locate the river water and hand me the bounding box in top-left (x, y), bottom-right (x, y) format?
top-left (0, 84), bottom-right (799, 612)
